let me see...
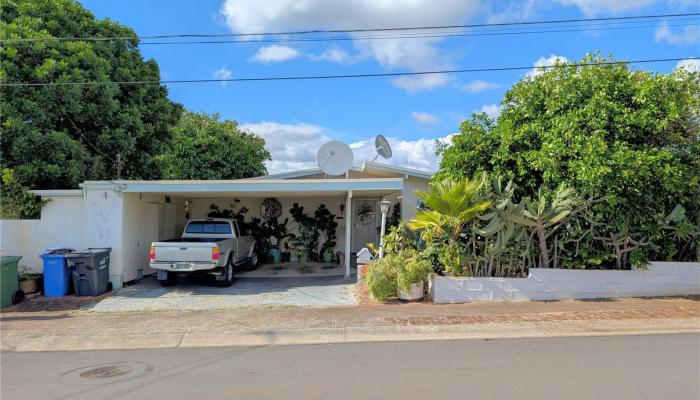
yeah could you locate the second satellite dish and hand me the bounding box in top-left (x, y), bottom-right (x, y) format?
top-left (316, 141), bottom-right (354, 176)
top-left (372, 134), bottom-right (393, 161)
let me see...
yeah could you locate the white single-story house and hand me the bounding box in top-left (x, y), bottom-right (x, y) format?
top-left (0, 161), bottom-right (432, 288)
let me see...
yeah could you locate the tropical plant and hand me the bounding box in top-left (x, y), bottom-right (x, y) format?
top-left (395, 250), bottom-right (433, 293)
top-left (437, 53), bottom-right (700, 264)
top-left (365, 254), bottom-right (399, 302)
top-left (314, 204), bottom-right (337, 255)
top-left (0, 168), bottom-right (48, 219)
top-left (408, 179), bottom-right (491, 276)
top-left (288, 203), bottom-right (319, 257)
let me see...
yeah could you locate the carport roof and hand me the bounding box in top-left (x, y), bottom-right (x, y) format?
top-left (80, 178), bottom-right (403, 197)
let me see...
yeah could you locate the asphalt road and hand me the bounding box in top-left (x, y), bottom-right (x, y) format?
top-left (2, 334), bottom-right (698, 400)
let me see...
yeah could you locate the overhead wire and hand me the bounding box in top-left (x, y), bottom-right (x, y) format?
top-left (2, 12), bottom-right (698, 43)
top-left (1, 57), bottom-right (696, 87)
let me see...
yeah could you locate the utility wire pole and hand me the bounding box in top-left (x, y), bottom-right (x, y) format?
top-left (116, 153), bottom-right (123, 180)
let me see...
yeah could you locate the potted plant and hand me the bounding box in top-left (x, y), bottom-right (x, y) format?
top-left (298, 250), bottom-right (309, 263)
top-left (18, 265), bottom-right (39, 295)
top-left (395, 251), bottom-right (433, 301)
top-left (315, 204), bottom-right (338, 264)
top-left (365, 256), bottom-right (398, 302)
top-left (281, 242), bottom-right (291, 263)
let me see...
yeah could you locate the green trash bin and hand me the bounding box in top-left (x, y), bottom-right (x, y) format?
top-left (0, 256), bottom-right (24, 308)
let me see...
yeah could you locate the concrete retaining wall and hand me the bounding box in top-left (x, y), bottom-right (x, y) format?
top-left (429, 262), bottom-right (700, 303)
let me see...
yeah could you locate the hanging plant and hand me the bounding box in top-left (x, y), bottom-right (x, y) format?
top-left (260, 197), bottom-right (282, 221)
top-left (357, 203), bottom-right (375, 225)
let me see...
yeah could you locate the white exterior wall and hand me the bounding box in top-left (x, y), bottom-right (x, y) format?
top-left (121, 193), bottom-right (186, 282)
top-left (189, 197), bottom-right (347, 253)
top-left (430, 262), bottom-right (700, 303)
top-left (0, 194), bottom-right (84, 273)
top-left (401, 176), bottom-right (429, 220)
top-left (83, 188), bottom-right (125, 287)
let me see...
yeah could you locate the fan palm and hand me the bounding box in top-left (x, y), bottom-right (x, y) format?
top-left (408, 179), bottom-right (491, 240)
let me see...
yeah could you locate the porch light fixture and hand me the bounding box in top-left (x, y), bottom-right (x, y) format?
top-left (378, 200), bottom-right (392, 259)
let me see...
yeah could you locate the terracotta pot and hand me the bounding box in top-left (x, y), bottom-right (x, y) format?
top-left (19, 279), bottom-right (37, 295)
top-left (398, 281), bottom-right (424, 301)
top-left (357, 264), bottom-right (369, 284)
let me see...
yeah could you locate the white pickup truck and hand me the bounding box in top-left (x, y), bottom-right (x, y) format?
top-left (149, 218), bottom-right (257, 287)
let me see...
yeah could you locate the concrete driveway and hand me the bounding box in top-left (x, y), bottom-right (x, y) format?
top-left (89, 275), bottom-right (358, 312)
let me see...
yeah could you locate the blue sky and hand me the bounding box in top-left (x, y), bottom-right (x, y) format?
top-left (79, 0), bottom-right (699, 173)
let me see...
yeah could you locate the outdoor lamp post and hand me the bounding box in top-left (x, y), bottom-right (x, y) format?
top-left (378, 200), bottom-right (392, 259)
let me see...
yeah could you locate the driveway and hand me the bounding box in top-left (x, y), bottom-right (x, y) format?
top-left (88, 275), bottom-right (358, 312)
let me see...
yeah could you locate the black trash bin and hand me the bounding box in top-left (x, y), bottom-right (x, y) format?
top-left (66, 248), bottom-right (113, 296)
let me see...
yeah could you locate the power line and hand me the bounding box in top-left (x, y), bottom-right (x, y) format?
top-left (2, 12), bottom-right (698, 43)
top-left (1, 57), bottom-right (696, 88)
top-left (136, 21), bottom-right (699, 46)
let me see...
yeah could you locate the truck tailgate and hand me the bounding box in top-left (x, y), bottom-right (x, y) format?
top-left (153, 242), bottom-right (216, 263)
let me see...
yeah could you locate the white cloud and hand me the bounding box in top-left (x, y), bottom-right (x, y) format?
top-left (240, 122), bottom-right (330, 173)
top-left (527, 54), bottom-right (569, 78)
top-left (220, 0), bottom-right (482, 92)
top-left (411, 111), bottom-right (439, 125)
top-left (655, 25), bottom-right (700, 45)
top-left (555, 0), bottom-right (657, 15)
top-left (241, 120), bottom-right (451, 173)
top-left (392, 73), bottom-right (453, 93)
top-left (250, 45), bottom-right (301, 63)
top-left (675, 59), bottom-right (700, 73)
top-left (476, 104), bottom-right (503, 119)
top-left (350, 135), bottom-right (452, 172)
top-left (213, 67), bottom-right (232, 86)
top-left (309, 47), bottom-right (358, 64)
top-left (462, 79), bottom-right (503, 93)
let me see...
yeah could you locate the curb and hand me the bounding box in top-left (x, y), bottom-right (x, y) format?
top-left (2, 317), bottom-right (698, 352)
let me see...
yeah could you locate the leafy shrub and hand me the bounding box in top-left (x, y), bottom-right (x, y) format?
top-left (365, 255), bottom-right (399, 302)
top-left (396, 250), bottom-right (433, 293)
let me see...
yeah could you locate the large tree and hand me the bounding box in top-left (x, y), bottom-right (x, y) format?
top-left (0, 0), bottom-right (182, 189)
top-left (158, 111), bottom-right (271, 180)
top-left (438, 54), bottom-right (700, 262)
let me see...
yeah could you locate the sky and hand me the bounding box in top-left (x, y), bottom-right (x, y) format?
top-left (79, 0), bottom-right (700, 174)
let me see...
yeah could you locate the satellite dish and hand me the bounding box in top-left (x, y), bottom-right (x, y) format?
top-left (372, 134), bottom-right (393, 161)
top-left (316, 141), bottom-right (354, 176)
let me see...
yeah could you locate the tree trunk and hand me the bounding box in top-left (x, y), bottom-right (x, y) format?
top-left (535, 224), bottom-right (550, 268)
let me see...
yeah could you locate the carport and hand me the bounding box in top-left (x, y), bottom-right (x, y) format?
top-left (80, 178), bottom-right (404, 289)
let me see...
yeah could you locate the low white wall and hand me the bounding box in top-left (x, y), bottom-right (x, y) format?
top-left (0, 195), bottom-right (85, 273)
top-left (429, 262), bottom-right (700, 303)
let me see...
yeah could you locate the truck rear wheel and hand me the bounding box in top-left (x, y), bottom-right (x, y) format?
top-left (217, 257), bottom-right (234, 287)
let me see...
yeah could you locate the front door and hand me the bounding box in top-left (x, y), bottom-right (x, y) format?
top-left (353, 199), bottom-right (379, 252)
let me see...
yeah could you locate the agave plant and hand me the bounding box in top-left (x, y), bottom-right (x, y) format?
top-left (502, 186), bottom-right (578, 268)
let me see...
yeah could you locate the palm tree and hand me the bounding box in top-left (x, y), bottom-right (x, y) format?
top-left (408, 179), bottom-right (491, 275)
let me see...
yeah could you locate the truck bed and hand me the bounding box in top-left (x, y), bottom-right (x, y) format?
top-left (158, 238), bottom-right (226, 243)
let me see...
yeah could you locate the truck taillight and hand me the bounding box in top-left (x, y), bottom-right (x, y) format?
top-left (149, 245), bottom-right (155, 261)
top-left (212, 246), bottom-right (220, 261)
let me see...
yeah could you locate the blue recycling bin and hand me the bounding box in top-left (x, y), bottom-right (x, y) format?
top-left (40, 248), bottom-right (74, 297)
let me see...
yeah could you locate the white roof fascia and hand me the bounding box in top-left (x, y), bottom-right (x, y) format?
top-left (361, 161), bottom-right (434, 180)
top-left (254, 165), bottom-right (363, 180)
top-left (80, 178), bottom-right (403, 194)
top-left (30, 189), bottom-right (83, 196)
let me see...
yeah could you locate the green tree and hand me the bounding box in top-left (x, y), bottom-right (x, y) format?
top-left (438, 54), bottom-right (700, 262)
top-left (1, 0), bottom-right (182, 189)
top-left (0, 168), bottom-right (47, 219)
top-left (158, 111), bottom-right (270, 180)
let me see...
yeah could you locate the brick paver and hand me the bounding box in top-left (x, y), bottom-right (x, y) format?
top-left (2, 291), bottom-right (114, 312)
top-left (384, 307), bottom-right (700, 326)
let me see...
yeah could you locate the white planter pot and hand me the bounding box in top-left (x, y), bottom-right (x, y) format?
top-left (398, 281), bottom-right (424, 301)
